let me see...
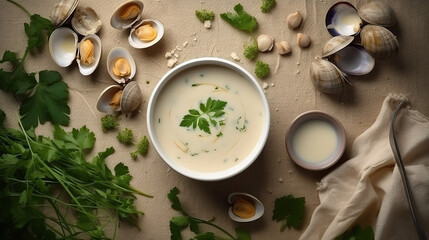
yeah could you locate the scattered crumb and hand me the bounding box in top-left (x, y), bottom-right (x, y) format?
top-left (204, 20), bottom-right (211, 29)
top-left (262, 82), bottom-right (269, 89)
top-left (296, 62), bottom-right (300, 65)
top-left (230, 52), bottom-right (240, 61)
top-left (193, 38), bottom-right (197, 41)
top-left (173, 53), bottom-right (179, 58)
top-left (278, 177), bottom-right (284, 183)
top-left (296, 70), bottom-right (301, 74)
top-left (288, 170), bottom-right (293, 174)
top-left (165, 52), bottom-right (172, 58)
top-left (167, 58), bottom-right (178, 68)
top-left (275, 108), bottom-right (279, 111)
top-left (176, 46), bottom-right (182, 51)
top-left (270, 83), bottom-right (275, 87)
top-left (267, 189), bottom-right (273, 194)
top-left (182, 41), bottom-right (189, 47)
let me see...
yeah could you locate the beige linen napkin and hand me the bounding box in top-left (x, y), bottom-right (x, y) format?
top-left (299, 94), bottom-right (429, 240)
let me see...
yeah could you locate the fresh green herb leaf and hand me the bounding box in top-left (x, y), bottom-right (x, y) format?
top-left (101, 114), bottom-right (119, 132)
top-left (131, 135), bottom-right (149, 157)
top-left (192, 232), bottom-right (216, 240)
top-left (235, 227), bottom-right (251, 240)
top-left (220, 4), bottom-right (258, 34)
top-left (24, 14), bottom-right (54, 52)
top-left (243, 39), bottom-right (259, 60)
top-left (195, 9), bottom-right (215, 23)
top-left (180, 98), bottom-right (227, 134)
top-left (261, 0), bottom-right (276, 13)
top-left (117, 128), bottom-right (134, 144)
top-left (19, 70), bottom-right (69, 129)
top-left (168, 187), bottom-right (183, 212)
top-left (255, 61), bottom-right (270, 78)
top-left (335, 225), bottom-right (375, 240)
top-left (272, 195), bottom-right (305, 231)
top-left (0, 109), bottom-right (5, 126)
top-left (0, 50), bottom-right (37, 95)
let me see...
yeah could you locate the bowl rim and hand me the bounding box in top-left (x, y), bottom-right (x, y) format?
top-left (285, 110), bottom-right (346, 170)
top-left (146, 57), bottom-right (270, 181)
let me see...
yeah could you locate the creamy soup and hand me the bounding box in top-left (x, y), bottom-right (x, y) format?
top-left (291, 120), bottom-right (338, 163)
top-left (153, 65), bottom-right (265, 172)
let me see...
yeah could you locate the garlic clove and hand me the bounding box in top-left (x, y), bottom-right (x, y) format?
top-left (79, 39), bottom-right (95, 65)
top-left (134, 23), bottom-right (157, 42)
top-left (257, 34), bottom-right (274, 52)
top-left (297, 33), bottom-right (311, 48)
top-left (119, 3), bottom-right (141, 20)
top-left (287, 11), bottom-right (302, 29)
top-left (113, 58), bottom-right (131, 77)
top-left (275, 41), bottom-right (292, 55)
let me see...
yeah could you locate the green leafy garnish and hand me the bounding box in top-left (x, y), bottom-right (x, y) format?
top-left (0, 1), bottom-right (68, 129)
top-left (220, 4), bottom-right (258, 34)
top-left (243, 39), bottom-right (259, 60)
top-left (131, 135), bottom-right (149, 159)
top-left (101, 114), bottom-right (119, 132)
top-left (261, 0), bottom-right (276, 13)
top-left (180, 97), bottom-right (227, 134)
top-left (272, 194), bottom-right (305, 231)
top-left (168, 187), bottom-right (251, 240)
top-left (117, 128), bottom-right (134, 144)
top-left (195, 9), bottom-right (215, 23)
top-left (0, 112), bottom-right (152, 239)
top-left (255, 61), bottom-right (270, 78)
top-left (335, 225), bottom-right (375, 240)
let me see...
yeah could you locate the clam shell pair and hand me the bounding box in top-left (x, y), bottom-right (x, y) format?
top-left (110, 1), bottom-right (164, 49)
top-left (49, 27), bottom-right (101, 75)
top-left (227, 193), bottom-right (264, 222)
top-left (96, 47), bottom-right (142, 114)
top-left (50, 0), bottom-right (102, 36)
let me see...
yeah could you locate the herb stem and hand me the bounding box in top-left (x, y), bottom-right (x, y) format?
top-left (6, 0), bottom-right (31, 17)
top-left (188, 216), bottom-right (237, 240)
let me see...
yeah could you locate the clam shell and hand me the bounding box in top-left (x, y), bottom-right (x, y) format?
top-left (322, 35), bottom-right (354, 58)
top-left (128, 19), bottom-right (164, 49)
top-left (360, 25), bottom-right (399, 59)
top-left (50, 0), bottom-right (79, 27)
top-left (227, 192), bottom-right (264, 222)
top-left (107, 47), bottom-right (136, 84)
top-left (49, 27), bottom-right (78, 67)
top-left (310, 58), bottom-right (347, 94)
top-left (358, 1), bottom-right (396, 27)
top-left (120, 81), bottom-right (142, 114)
top-left (325, 2), bottom-right (362, 36)
top-left (331, 44), bottom-right (375, 75)
top-left (71, 7), bottom-right (102, 36)
top-left (111, 0), bottom-right (144, 30)
top-left (77, 34), bottom-right (101, 76)
top-left (96, 85), bottom-right (123, 113)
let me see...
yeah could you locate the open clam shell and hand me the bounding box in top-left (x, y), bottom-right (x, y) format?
top-left (107, 47), bottom-right (137, 84)
top-left (310, 58), bottom-right (347, 94)
top-left (128, 19), bottom-right (164, 49)
top-left (325, 2), bottom-right (362, 36)
top-left (322, 35), bottom-right (354, 58)
top-left (71, 6), bottom-right (102, 36)
top-left (50, 0), bottom-right (79, 27)
top-left (77, 34), bottom-right (102, 76)
top-left (228, 192), bottom-right (264, 222)
top-left (111, 0), bottom-right (144, 30)
top-left (358, 1), bottom-right (396, 27)
top-left (49, 27), bottom-right (78, 67)
top-left (96, 81), bottom-right (142, 114)
top-left (360, 24), bottom-right (399, 59)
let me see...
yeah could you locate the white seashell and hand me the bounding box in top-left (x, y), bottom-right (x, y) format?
top-left (297, 33), bottom-right (311, 48)
top-left (257, 34), bottom-right (274, 52)
top-left (331, 44), bottom-right (375, 76)
top-left (49, 27), bottom-right (78, 67)
top-left (110, 0), bottom-right (144, 30)
top-left (50, 0), bottom-right (79, 27)
top-left (96, 85), bottom-right (123, 113)
top-left (275, 41), bottom-right (292, 55)
top-left (310, 58), bottom-right (347, 94)
top-left (71, 6), bottom-right (102, 36)
top-left (358, 1), bottom-right (396, 27)
top-left (76, 34), bottom-right (101, 76)
top-left (360, 24), bottom-right (399, 59)
top-left (325, 2), bottom-right (362, 36)
top-left (96, 81), bottom-right (142, 114)
top-left (106, 47), bottom-right (136, 84)
top-left (227, 192), bottom-right (264, 222)
top-left (287, 11), bottom-right (302, 29)
top-left (128, 19), bottom-right (164, 49)
top-left (321, 35), bottom-right (354, 58)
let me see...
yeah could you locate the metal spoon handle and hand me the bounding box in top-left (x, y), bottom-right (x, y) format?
top-left (389, 99), bottom-right (426, 240)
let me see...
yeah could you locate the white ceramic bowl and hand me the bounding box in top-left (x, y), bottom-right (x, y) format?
top-left (285, 111), bottom-right (346, 170)
top-left (147, 57), bottom-right (270, 181)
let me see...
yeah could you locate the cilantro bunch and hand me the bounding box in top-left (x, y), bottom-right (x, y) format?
top-left (168, 187), bottom-right (251, 240)
top-left (0, 110), bottom-right (152, 239)
top-left (0, 0), bottom-right (69, 129)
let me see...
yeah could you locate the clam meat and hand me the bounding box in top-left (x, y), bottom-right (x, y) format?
top-left (96, 81), bottom-right (142, 114)
top-left (228, 193), bottom-right (264, 222)
top-left (120, 2), bottom-right (141, 20)
top-left (111, 0), bottom-right (144, 29)
top-left (113, 58), bottom-right (131, 77)
top-left (79, 39), bottom-right (95, 65)
top-left (128, 19), bottom-right (164, 49)
top-left (107, 47), bottom-right (136, 83)
top-left (134, 23), bottom-right (157, 42)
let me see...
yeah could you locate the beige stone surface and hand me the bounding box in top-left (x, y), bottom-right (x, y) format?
top-left (0, 0), bottom-right (428, 239)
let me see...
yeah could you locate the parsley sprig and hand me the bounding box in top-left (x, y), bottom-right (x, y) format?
top-left (168, 187), bottom-right (251, 240)
top-left (180, 97), bottom-right (227, 134)
top-left (0, 0), bottom-right (69, 129)
top-left (272, 194), bottom-right (306, 232)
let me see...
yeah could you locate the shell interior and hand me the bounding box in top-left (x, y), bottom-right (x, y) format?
top-left (227, 192), bottom-right (264, 223)
top-left (77, 34), bottom-right (102, 76)
top-left (71, 7), bottom-right (102, 36)
top-left (110, 0), bottom-right (144, 30)
top-left (332, 44), bottom-right (375, 75)
top-left (49, 27), bottom-right (78, 67)
top-left (128, 19), bottom-right (165, 49)
top-left (325, 2), bottom-right (362, 36)
top-left (96, 85), bottom-right (123, 113)
top-left (107, 47), bottom-right (137, 83)
top-left (50, 0), bottom-right (79, 27)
